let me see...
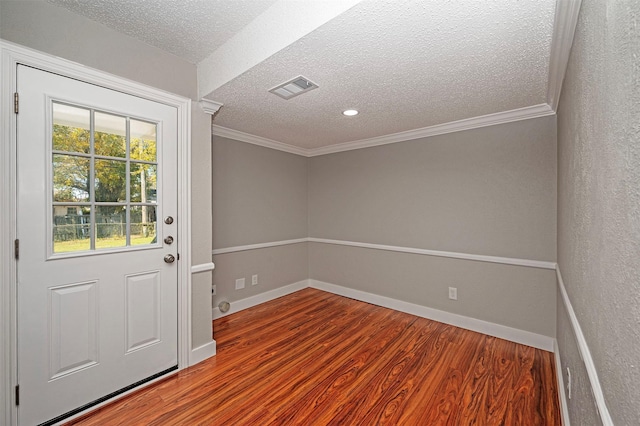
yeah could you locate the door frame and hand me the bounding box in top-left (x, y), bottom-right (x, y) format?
top-left (1, 40), bottom-right (194, 425)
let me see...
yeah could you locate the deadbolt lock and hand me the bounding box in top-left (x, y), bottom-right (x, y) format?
top-left (164, 236), bottom-right (174, 245)
top-left (164, 216), bottom-right (174, 225)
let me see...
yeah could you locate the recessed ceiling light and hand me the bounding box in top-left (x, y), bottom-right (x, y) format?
top-left (343, 109), bottom-right (359, 116)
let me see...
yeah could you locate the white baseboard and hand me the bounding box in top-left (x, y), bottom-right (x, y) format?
top-left (554, 339), bottom-right (571, 426)
top-left (211, 278), bottom-right (554, 351)
top-left (212, 280), bottom-right (309, 320)
top-left (309, 279), bottom-right (554, 351)
top-left (556, 267), bottom-right (613, 425)
top-left (189, 339), bottom-right (217, 366)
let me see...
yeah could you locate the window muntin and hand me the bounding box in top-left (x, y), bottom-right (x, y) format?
top-left (51, 102), bottom-right (159, 254)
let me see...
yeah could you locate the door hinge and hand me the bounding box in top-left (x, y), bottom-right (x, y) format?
top-left (15, 385), bottom-right (19, 406)
top-left (177, 253), bottom-right (180, 261)
top-left (14, 92), bottom-right (18, 114)
top-left (14, 239), bottom-right (19, 260)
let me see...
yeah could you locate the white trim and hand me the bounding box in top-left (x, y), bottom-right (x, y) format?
top-left (211, 124), bottom-right (309, 157)
top-left (309, 238), bottom-right (557, 270)
top-left (191, 262), bottom-right (216, 274)
top-left (211, 237), bottom-right (555, 270)
top-left (556, 267), bottom-right (613, 425)
top-left (309, 280), bottom-right (554, 351)
top-left (189, 340), bottom-right (217, 366)
top-left (0, 40), bottom-right (18, 426)
top-left (554, 339), bottom-right (571, 426)
top-left (212, 280), bottom-right (309, 319)
top-left (212, 238), bottom-right (308, 255)
top-left (307, 104), bottom-right (555, 156)
top-left (0, 40), bottom-right (193, 425)
top-left (211, 104), bottom-right (554, 158)
top-left (546, 0), bottom-right (582, 111)
top-left (199, 99), bottom-right (223, 116)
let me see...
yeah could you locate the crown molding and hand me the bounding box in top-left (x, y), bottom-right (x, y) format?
top-left (211, 124), bottom-right (309, 156)
top-left (211, 103), bottom-right (555, 157)
top-left (199, 99), bottom-right (223, 116)
top-left (546, 0), bottom-right (583, 111)
top-left (307, 103), bottom-right (554, 156)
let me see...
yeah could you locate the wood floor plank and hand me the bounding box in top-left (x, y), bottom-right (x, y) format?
top-left (67, 288), bottom-right (561, 425)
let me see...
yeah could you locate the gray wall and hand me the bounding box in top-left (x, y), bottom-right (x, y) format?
top-left (212, 136), bottom-right (308, 304)
top-left (309, 117), bottom-right (557, 261)
top-left (308, 117), bottom-right (558, 336)
top-left (212, 136), bottom-right (308, 249)
top-left (310, 243), bottom-right (556, 336)
top-left (556, 0), bottom-right (640, 424)
top-left (1, 1), bottom-right (214, 349)
top-left (213, 244), bottom-right (308, 305)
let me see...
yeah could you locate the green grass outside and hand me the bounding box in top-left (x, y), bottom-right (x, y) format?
top-left (54, 235), bottom-right (156, 253)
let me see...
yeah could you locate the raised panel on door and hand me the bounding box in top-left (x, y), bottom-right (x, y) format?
top-left (17, 65), bottom-right (179, 426)
top-left (125, 271), bottom-right (162, 353)
top-left (49, 281), bottom-right (99, 380)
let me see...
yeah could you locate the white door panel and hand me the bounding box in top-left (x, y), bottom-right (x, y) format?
top-left (17, 65), bottom-right (178, 425)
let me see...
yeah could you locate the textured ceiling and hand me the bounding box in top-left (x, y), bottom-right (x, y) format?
top-left (47, 0), bottom-right (558, 150)
top-left (48, 0), bottom-right (278, 63)
top-left (211, 0), bottom-right (556, 149)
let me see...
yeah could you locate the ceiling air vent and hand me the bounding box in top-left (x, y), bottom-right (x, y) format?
top-left (269, 76), bottom-right (318, 100)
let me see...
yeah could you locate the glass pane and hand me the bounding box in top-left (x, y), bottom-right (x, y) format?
top-left (95, 205), bottom-right (126, 249)
top-left (95, 112), bottom-right (126, 158)
top-left (52, 103), bottom-right (91, 154)
top-left (130, 119), bottom-right (157, 161)
top-left (95, 159), bottom-right (126, 202)
top-left (130, 206), bottom-right (157, 246)
top-left (53, 206), bottom-right (91, 253)
top-left (130, 163), bottom-right (157, 203)
top-left (53, 154), bottom-right (90, 202)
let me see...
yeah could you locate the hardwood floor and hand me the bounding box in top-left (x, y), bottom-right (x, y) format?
top-left (68, 288), bottom-right (560, 425)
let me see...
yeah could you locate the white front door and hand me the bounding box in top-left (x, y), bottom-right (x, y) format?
top-left (16, 65), bottom-right (179, 425)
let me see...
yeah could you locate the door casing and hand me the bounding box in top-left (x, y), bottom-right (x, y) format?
top-left (0, 40), bottom-right (194, 426)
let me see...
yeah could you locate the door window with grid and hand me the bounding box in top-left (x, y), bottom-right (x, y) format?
top-left (52, 102), bottom-right (159, 254)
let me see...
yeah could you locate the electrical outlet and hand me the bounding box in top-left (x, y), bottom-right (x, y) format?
top-left (212, 285), bottom-right (216, 296)
top-left (567, 367), bottom-right (572, 399)
top-left (448, 287), bottom-right (457, 300)
top-left (252, 274), bottom-right (258, 286)
top-left (235, 278), bottom-right (245, 290)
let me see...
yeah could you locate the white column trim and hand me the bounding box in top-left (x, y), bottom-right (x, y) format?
top-left (189, 340), bottom-right (217, 366)
top-left (199, 99), bottom-right (223, 116)
top-left (191, 262), bottom-right (215, 274)
top-left (556, 267), bottom-right (613, 425)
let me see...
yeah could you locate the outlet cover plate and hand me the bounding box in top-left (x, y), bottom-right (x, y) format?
top-left (235, 278), bottom-right (245, 290)
top-left (252, 274), bottom-right (258, 286)
top-left (448, 287), bottom-right (458, 300)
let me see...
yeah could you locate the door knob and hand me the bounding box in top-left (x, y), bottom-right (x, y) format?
top-left (164, 216), bottom-right (174, 225)
top-left (164, 236), bottom-right (174, 245)
top-left (164, 254), bottom-right (175, 263)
